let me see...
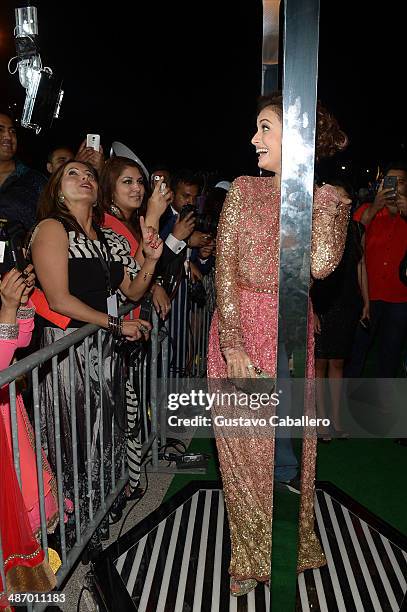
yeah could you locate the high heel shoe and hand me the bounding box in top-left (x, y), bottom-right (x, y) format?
top-left (230, 577), bottom-right (257, 597)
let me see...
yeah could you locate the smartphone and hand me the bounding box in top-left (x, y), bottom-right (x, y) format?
top-left (383, 175), bottom-right (398, 196)
top-left (153, 175), bottom-right (167, 193)
top-left (0, 219), bottom-right (27, 273)
top-left (153, 174), bottom-right (167, 193)
top-left (359, 317), bottom-right (371, 331)
top-left (86, 134), bottom-right (100, 152)
top-left (9, 235), bottom-right (27, 272)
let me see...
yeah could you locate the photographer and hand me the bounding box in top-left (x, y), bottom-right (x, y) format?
top-left (346, 162), bottom-right (407, 378)
top-left (156, 170), bottom-right (211, 298)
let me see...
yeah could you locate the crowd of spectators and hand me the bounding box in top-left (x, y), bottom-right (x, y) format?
top-left (1, 103), bottom-right (407, 596)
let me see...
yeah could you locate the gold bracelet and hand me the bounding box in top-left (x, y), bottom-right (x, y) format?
top-left (143, 271), bottom-right (154, 281)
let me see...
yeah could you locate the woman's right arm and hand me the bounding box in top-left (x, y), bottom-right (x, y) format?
top-left (216, 181), bottom-right (243, 352)
top-left (215, 180), bottom-right (254, 378)
top-left (32, 221), bottom-right (149, 341)
top-left (31, 220), bottom-right (110, 328)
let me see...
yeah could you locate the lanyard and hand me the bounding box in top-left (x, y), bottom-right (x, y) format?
top-left (92, 227), bottom-right (113, 296)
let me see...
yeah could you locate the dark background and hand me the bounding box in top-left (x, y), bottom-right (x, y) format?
top-left (0, 1), bottom-right (405, 187)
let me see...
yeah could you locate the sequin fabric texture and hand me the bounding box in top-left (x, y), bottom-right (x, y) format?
top-left (207, 176), bottom-right (350, 581)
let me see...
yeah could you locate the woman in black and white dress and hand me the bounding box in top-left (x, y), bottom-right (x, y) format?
top-left (31, 160), bottom-right (162, 550)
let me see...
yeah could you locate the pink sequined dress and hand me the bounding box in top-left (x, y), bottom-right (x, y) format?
top-left (207, 176), bottom-right (350, 581)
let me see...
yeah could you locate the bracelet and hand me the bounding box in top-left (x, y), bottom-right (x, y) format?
top-left (0, 323), bottom-right (19, 340)
top-left (108, 315), bottom-right (123, 338)
top-left (17, 306), bottom-right (35, 319)
top-left (143, 271), bottom-right (154, 282)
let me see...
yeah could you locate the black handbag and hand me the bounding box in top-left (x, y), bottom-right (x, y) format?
top-left (114, 292), bottom-right (153, 365)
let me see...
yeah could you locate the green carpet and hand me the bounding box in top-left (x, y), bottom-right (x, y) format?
top-left (165, 436), bottom-right (407, 533)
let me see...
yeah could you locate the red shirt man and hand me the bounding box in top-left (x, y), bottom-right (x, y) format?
top-left (354, 200), bottom-right (407, 303)
top-left (346, 164), bottom-right (407, 378)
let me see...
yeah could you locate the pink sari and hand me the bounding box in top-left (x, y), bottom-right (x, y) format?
top-left (0, 308), bottom-right (59, 537)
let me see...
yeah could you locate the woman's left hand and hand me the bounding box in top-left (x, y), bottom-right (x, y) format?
top-left (140, 216), bottom-right (163, 260)
top-left (151, 284), bottom-right (171, 319)
top-left (318, 185), bottom-right (352, 215)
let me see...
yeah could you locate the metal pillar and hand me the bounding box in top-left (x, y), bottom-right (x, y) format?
top-left (262, 0), bottom-right (281, 94)
top-left (270, 0), bottom-right (320, 608)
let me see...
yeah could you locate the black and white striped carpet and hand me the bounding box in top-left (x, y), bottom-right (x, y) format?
top-left (112, 485), bottom-right (407, 611)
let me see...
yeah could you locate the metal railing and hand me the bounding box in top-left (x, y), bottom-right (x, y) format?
top-left (0, 275), bottom-right (213, 609)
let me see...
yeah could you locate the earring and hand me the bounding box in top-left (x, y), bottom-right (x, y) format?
top-left (110, 202), bottom-right (122, 218)
top-left (58, 193), bottom-right (65, 204)
top-left (93, 201), bottom-right (98, 208)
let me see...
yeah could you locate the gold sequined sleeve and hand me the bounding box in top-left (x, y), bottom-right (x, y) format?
top-left (311, 184), bottom-right (350, 279)
top-left (215, 179), bottom-right (245, 352)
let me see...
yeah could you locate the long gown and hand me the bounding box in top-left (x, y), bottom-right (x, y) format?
top-left (0, 308), bottom-right (56, 609)
top-left (207, 176), bottom-right (350, 581)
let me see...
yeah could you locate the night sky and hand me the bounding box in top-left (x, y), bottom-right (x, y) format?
top-left (0, 1), bottom-right (405, 187)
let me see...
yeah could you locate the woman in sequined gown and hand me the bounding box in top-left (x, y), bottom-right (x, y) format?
top-left (207, 93), bottom-right (351, 596)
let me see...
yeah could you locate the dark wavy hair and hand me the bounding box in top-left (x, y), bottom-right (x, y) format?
top-left (99, 156), bottom-right (149, 240)
top-left (37, 160), bottom-right (103, 232)
top-left (257, 92), bottom-right (348, 160)
top-left (170, 169), bottom-right (203, 194)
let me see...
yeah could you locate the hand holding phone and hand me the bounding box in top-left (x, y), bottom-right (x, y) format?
top-left (86, 134), bottom-right (100, 152)
top-left (382, 175), bottom-right (398, 199)
top-left (153, 175), bottom-right (167, 194)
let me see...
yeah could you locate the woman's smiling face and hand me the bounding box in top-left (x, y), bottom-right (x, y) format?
top-left (113, 166), bottom-right (145, 214)
top-left (251, 107), bottom-right (283, 175)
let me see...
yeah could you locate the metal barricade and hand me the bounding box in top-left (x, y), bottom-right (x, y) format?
top-left (149, 275), bottom-right (214, 459)
top-left (0, 276), bottom-right (214, 607)
top-left (0, 303), bottom-right (153, 609)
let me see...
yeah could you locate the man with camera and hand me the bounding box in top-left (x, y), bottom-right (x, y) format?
top-left (157, 170), bottom-right (211, 296)
top-left (0, 109), bottom-right (47, 232)
top-left (345, 163), bottom-right (407, 378)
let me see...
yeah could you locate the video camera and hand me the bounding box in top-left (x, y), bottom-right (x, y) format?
top-left (9, 5), bottom-right (63, 134)
top-left (0, 219), bottom-right (28, 276)
top-left (179, 204), bottom-right (218, 237)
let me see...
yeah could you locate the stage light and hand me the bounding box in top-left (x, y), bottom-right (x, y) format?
top-left (7, 4), bottom-right (64, 134)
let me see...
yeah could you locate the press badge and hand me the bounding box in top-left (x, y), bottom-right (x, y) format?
top-left (0, 241), bottom-right (5, 263)
top-left (107, 294), bottom-right (118, 317)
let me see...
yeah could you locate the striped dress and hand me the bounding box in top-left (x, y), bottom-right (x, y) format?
top-left (38, 226), bottom-right (142, 549)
